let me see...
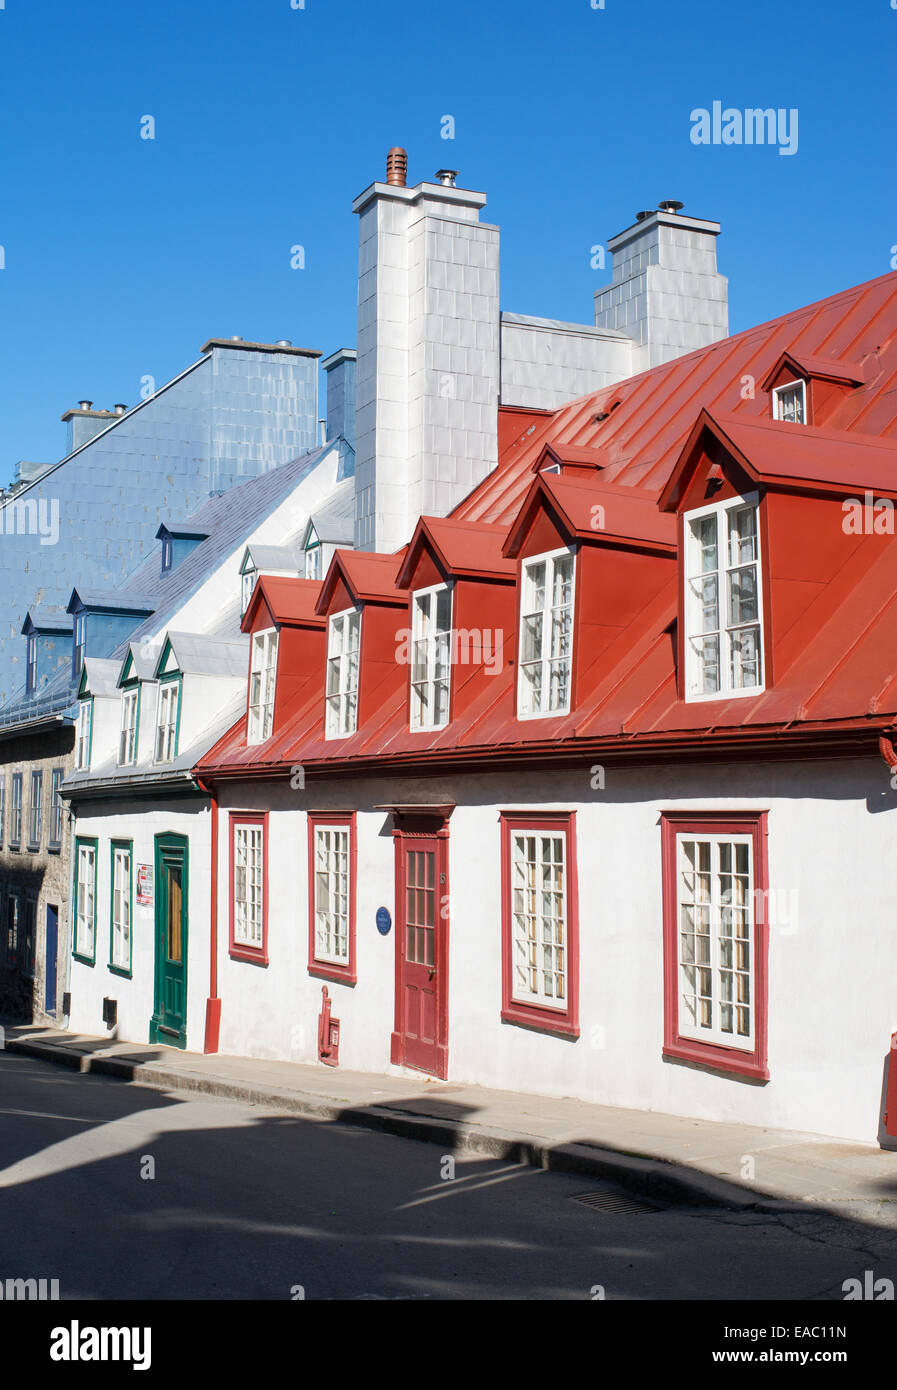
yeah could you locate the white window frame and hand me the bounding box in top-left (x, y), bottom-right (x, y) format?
top-left (509, 829), bottom-right (568, 1011)
top-left (325, 607), bottom-right (361, 739)
top-left (410, 583), bottom-right (453, 731)
top-left (675, 832), bottom-right (756, 1052)
top-left (49, 768), bottom-right (64, 848)
top-left (28, 770), bottom-right (42, 849)
top-left (305, 545), bottom-right (323, 580)
top-left (241, 566), bottom-right (257, 617)
top-left (75, 841), bottom-right (96, 959)
top-left (683, 492), bottom-right (764, 702)
top-left (517, 546), bottom-right (576, 719)
top-left (75, 699), bottom-right (92, 770)
top-left (119, 687), bottom-right (139, 766)
top-left (233, 823), bottom-right (264, 950)
top-left (155, 680), bottom-right (179, 763)
top-left (247, 628), bottom-right (278, 744)
top-left (772, 378), bottom-right (806, 424)
top-left (313, 825), bottom-right (351, 965)
top-left (73, 613), bottom-right (87, 675)
top-left (9, 773), bottom-right (22, 847)
top-left (26, 634), bottom-right (37, 693)
top-left (111, 845), bottom-right (132, 972)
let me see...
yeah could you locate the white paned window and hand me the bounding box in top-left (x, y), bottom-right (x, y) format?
top-left (75, 842), bottom-right (96, 959)
top-left (684, 494), bottom-right (763, 700)
top-left (26, 635), bottom-right (37, 694)
top-left (305, 546), bottom-right (322, 580)
top-left (111, 845), bottom-right (132, 971)
top-left (10, 772), bottom-right (22, 847)
top-left (155, 681), bottom-right (179, 762)
top-left (241, 567), bottom-right (257, 616)
top-left (326, 608), bottom-right (361, 738)
top-left (233, 824), bottom-right (264, 949)
top-left (518, 549), bottom-right (575, 717)
top-left (510, 831), bottom-right (567, 1009)
top-left (49, 768), bottom-right (64, 848)
top-left (314, 826), bottom-right (350, 964)
top-left (677, 834), bottom-right (755, 1049)
top-left (119, 688), bottom-right (139, 765)
top-left (247, 629), bottom-right (278, 744)
top-left (28, 770), bottom-right (42, 849)
top-left (75, 700), bottom-right (91, 770)
top-left (410, 585), bottom-right (452, 730)
top-left (73, 613), bottom-right (86, 676)
top-left (772, 379), bottom-right (806, 424)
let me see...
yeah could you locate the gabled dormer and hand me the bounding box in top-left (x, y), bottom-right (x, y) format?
top-left (66, 588), bottom-right (157, 683)
top-left (239, 544), bottom-right (302, 617)
top-left (20, 611), bottom-right (73, 696)
top-left (115, 639), bottom-right (161, 768)
top-left (531, 441), bottom-right (608, 479)
top-left (152, 632), bottom-right (249, 763)
top-left (396, 517), bottom-right (516, 731)
top-left (241, 576), bottom-right (326, 741)
top-left (316, 550), bottom-right (405, 740)
top-left (156, 523), bottom-right (209, 576)
top-left (761, 351), bottom-right (867, 428)
top-left (301, 489), bottom-right (356, 581)
top-left (73, 658), bottom-right (121, 772)
top-left (504, 471), bottom-right (676, 720)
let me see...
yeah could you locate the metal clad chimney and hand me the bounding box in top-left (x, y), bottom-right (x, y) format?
top-left (386, 147), bottom-right (407, 187)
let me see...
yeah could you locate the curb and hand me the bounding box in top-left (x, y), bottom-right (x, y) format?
top-left (5, 1035), bottom-right (782, 1214)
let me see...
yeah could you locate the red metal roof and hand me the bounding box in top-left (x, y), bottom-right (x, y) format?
top-left (242, 576), bottom-right (324, 631)
top-left (397, 516), bottom-right (516, 586)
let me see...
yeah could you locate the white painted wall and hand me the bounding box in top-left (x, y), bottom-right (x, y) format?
top-left (213, 756), bottom-right (897, 1142)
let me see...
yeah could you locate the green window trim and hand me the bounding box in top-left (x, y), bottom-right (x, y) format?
top-left (154, 674), bottom-right (182, 763)
top-left (108, 838), bottom-right (134, 978)
top-left (72, 835), bottom-right (99, 966)
top-left (118, 681), bottom-right (142, 767)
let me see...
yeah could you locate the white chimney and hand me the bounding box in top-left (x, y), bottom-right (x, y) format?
top-left (352, 150), bottom-right (500, 552)
top-left (594, 203), bottom-right (728, 370)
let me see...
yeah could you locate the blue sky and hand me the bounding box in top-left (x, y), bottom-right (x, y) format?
top-left (0, 0), bottom-right (893, 477)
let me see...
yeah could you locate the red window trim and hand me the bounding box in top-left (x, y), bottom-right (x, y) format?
top-left (307, 811), bottom-right (357, 985)
top-left (660, 810), bottom-right (769, 1081)
top-left (499, 810), bottom-right (580, 1039)
top-left (228, 811), bottom-right (269, 965)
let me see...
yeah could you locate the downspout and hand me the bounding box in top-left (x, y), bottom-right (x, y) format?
top-left (880, 735), bottom-right (897, 778)
top-left (196, 776), bottom-right (220, 1053)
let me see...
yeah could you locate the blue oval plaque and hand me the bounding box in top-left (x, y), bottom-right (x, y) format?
top-left (376, 906), bottom-right (392, 936)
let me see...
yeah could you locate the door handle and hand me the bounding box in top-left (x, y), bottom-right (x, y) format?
top-left (428, 968), bottom-right (437, 980)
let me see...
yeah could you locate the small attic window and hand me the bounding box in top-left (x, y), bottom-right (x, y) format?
top-left (161, 535), bottom-right (173, 573)
top-left (305, 546), bottom-right (323, 580)
top-left (26, 634), bottom-right (37, 694)
top-left (241, 566), bottom-right (257, 617)
top-left (772, 379), bottom-right (806, 425)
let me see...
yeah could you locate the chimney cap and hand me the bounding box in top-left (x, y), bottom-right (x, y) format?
top-left (386, 147), bottom-right (407, 187)
top-left (78, 400), bottom-right (93, 411)
top-left (275, 339), bottom-right (292, 347)
top-left (436, 169), bottom-right (459, 187)
top-left (113, 403), bottom-right (127, 414)
top-left (658, 199), bottom-right (685, 213)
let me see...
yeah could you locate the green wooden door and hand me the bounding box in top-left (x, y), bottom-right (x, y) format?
top-left (150, 833), bottom-right (189, 1048)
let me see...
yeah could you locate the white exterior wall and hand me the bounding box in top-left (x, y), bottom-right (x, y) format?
top-left (499, 314), bottom-right (633, 410)
top-left (214, 756), bottom-right (897, 1142)
top-left (67, 799), bottom-right (210, 1048)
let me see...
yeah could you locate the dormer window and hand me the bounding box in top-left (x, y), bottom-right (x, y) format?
top-left (161, 535), bottom-right (173, 573)
top-left (517, 548), bottom-right (575, 718)
top-left (75, 700), bottom-right (92, 770)
top-left (155, 680), bottom-right (179, 762)
top-left (248, 629), bottom-right (278, 744)
top-left (410, 584), bottom-right (452, 730)
top-left (26, 634), bottom-right (37, 694)
top-left (684, 494), bottom-right (764, 700)
top-left (772, 379), bottom-right (806, 424)
top-left (241, 566), bottom-right (257, 617)
top-left (305, 546), bottom-right (323, 580)
top-left (119, 688), bottom-right (140, 766)
top-left (73, 613), bottom-right (87, 679)
top-left (326, 609), bottom-right (361, 738)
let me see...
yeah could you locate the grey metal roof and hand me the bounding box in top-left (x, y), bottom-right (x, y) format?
top-left (305, 476), bottom-right (356, 543)
top-left (121, 638), bottom-right (163, 683)
top-left (242, 543), bottom-right (302, 574)
top-left (160, 632), bottom-right (249, 678)
top-left (156, 522), bottom-right (210, 540)
top-left (68, 589), bottom-right (158, 614)
top-left (81, 657), bottom-right (121, 698)
top-left (21, 609), bottom-right (73, 634)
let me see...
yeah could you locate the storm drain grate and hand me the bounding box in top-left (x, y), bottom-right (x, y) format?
top-left (571, 1189), bottom-right (663, 1215)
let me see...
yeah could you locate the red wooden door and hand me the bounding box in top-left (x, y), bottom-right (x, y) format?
top-left (392, 828), bottom-right (448, 1078)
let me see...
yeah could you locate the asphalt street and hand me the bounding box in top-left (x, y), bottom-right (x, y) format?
top-left (1, 1051), bottom-right (896, 1301)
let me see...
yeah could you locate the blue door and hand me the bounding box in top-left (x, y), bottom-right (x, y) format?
top-left (45, 904), bottom-right (58, 1015)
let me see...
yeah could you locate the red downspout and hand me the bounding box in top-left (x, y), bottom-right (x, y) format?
top-left (880, 735), bottom-right (897, 775)
top-left (197, 777), bottom-right (221, 1053)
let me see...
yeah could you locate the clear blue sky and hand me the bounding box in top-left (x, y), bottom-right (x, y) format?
top-left (0, 0), bottom-right (893, 478)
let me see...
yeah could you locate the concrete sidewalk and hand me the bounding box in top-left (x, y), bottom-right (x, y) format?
top-left (4, 1021), bottom-right (897, 1216)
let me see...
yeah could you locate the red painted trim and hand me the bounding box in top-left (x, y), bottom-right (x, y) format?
top-left (499, 811), bottom-right (580, 1039)
top-left (660, 811), bottom-right (769, 1082)
top-left (390, 814), bottom-right (451, 1079)
top-left (228, 811), bottom-right (269, 966)
top-left (307, 811), bottom-right (357, 985)
top-left (203, 786), bottom-right (220, 1052)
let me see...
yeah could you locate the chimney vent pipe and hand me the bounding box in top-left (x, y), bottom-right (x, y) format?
top-left (78, 400), bottom-right (93, 412)
top-left (386, 147), bottom-right (407, 187)
top-left (113, 403), bottom-right (127, 415)
top-left (436, 169), bottom-right (459, 187)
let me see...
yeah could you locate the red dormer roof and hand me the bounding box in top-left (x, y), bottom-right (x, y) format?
top-left (760, 351), bottom-right (868, 392)
top-left (505, 472), bottom-right (676, 557)
top-left (396, 517), bottom-right (516, 588)
top-left (317, 548), bottom-right (407, 612)
top-left (242, 576), bottom-right (325, 632)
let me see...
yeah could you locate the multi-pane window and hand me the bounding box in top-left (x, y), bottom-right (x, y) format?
top-left (232, 821), bottom-right (265, 954)
top-left (155, 681), bottom-right (179, 762)
top-left (111, 844), bottom-right (132, 973)
top-left (510, 830), bottom-right (567, 1010)
top-left (518, 549), bottom-right (575, 716)
top-left (684, 496), bottom-right (763, 699)
top-left (49, 768), bottom-right (64, 848)
top-left (773, 379), bottom-right (806, 424)
top-left (313, 826), bottom-right (350, 965)
top-left (247, 629), bottom-right (278, 744)
top-left (73, 612), bottom-right (87, 677)
top-left (410, 585), bottom-right (452, 730)
top-left (119, 688), bottom-right (139, 765)
top-left (325, 609), bottom-right (361, 738)
top-left (161, 536), bottom-right (172, 572)
top-left (74, 840), bottom-right (97, 961)
top-left (28, 770), bottom-right (42, 850)
top-left (6, 895), bottom-right (19, 965)
top-left (10, 772), bottom-right (22, 848)
top-left (26, 634), bottom-right (37, 694)
top-left (22, 900), bottom-right (36, 978)
top-left (305, 546), bottom-right (323, 580)
top-left (675, 833), bottom-right (755, 1050)
top-left (241, 566), bottom-right (257, 616)
top-left (75, 700), bottom-right (92, 770)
